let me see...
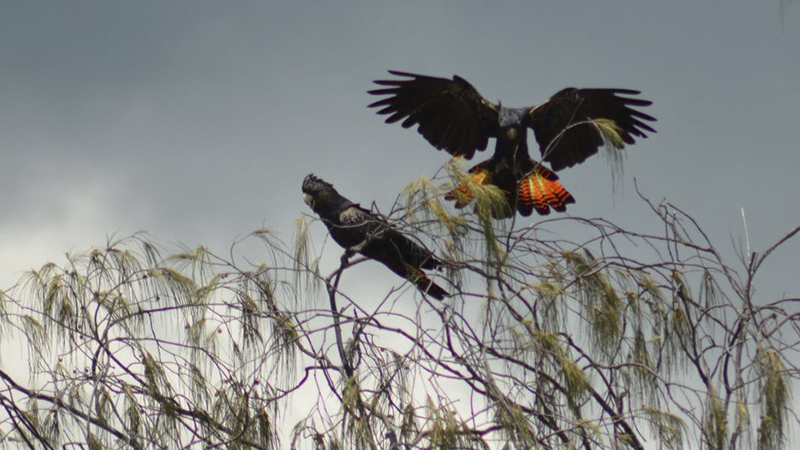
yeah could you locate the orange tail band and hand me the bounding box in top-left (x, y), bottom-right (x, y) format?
top-left (518, 166), bottom-right (575, 215)
top-left (444, 164), bottom-right (491, 209)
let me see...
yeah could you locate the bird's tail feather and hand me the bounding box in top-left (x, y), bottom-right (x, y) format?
top-left (406, 266), bottom-right (448, 300)
top-left (444, 163), bottom-right (492, 209)
top-left (444, 162), bottom-right (574, 217)
top-left (516, 164), bottom-right (575, 216)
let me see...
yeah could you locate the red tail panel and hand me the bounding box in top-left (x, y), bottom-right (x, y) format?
top-left (518, 166), bottom-right (575, 215)
top-left (444, 164), bottom-right (491, 209)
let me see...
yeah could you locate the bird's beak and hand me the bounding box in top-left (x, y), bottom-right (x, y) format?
top-left (506, 128), bottom-right (518, 140)
top-left (303, 193), bottom-right (314, 208)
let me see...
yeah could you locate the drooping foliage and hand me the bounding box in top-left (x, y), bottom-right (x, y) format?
top-left (0, 170), bottom-right (797, 449)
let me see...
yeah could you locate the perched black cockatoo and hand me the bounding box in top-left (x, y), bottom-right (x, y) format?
top-left (302, 174), bottom-right (448, 300)
top-left (368, 71), bottom-right (656, 218)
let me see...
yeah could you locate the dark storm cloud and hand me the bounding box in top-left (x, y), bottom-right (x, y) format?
top-left (0, 0), bottom-right (798, 298)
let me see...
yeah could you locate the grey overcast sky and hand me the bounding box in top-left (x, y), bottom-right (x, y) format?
top-left (1, 1), bottom-right (799, 299)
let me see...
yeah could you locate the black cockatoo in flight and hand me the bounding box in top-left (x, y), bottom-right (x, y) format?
top-left (302, 174), bottom-right (448, 300)
top-left (368, 71), bottom-right (656, 218)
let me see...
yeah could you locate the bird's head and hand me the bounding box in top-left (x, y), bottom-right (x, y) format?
top-left (302, 174), bottom-right (344, 214)
top-left (498, 107), bottom-right (526, 142)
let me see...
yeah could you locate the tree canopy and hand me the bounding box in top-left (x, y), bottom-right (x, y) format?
top-left (0, 170), bottom-right (797, 450)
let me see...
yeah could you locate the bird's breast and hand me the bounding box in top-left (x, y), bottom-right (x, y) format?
top-left (505, 127), bottom-right (518, 141)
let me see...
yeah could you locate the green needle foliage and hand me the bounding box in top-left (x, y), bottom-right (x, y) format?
top-left (0, 178), bottom-right (798, 450)
top-left (757, 347), bottom-right (790, 450)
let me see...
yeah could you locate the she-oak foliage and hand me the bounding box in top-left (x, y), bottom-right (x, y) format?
top-left (0, 170), bottom-right (797, 450)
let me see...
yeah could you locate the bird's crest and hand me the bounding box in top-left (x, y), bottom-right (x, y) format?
top-left (302, 174), bottom-right (354, 215)
top-left (302, 174), bottom-right (335, 195)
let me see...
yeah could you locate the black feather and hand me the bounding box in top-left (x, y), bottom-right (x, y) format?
top-left (302, 174), bottom-right (448, 300)
top-left (368, 71), bottom-right (656, 217)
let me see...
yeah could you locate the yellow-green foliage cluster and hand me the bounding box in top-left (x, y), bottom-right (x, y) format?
top-left (757, 347), bottom-right (790, 450)
top-left (704, 389), bottom-right (727, 450)
top-left (563, 251), bottom-right (621, 359)
top-left (645, 407), bottom-right (686, 450)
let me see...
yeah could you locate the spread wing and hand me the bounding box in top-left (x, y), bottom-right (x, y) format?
top-left (368, 71), bottom-right (500, 159)
top-left (526, 88), bottom-right (656, 171)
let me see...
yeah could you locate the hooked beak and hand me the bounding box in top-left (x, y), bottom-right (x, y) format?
top-left (303, 193), bottom-right (314, 208)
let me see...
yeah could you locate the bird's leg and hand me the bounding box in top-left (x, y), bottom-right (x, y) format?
top-left (340, 242), bottom-right (363, 267)
top-left (339, 251), bottom-right (352, 267)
